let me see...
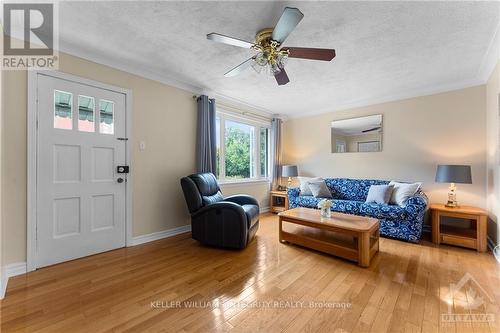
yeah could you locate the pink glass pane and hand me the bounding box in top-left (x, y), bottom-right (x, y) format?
top-left (54, 90), bottom-right (72, 130)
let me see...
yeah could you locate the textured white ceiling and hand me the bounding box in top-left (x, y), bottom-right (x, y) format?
top-left (58, 1), bottom-right (499, 117)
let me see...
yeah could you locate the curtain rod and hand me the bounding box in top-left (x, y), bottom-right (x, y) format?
top-left (192, 95), bottom-right (212, 102)
top-left (192, 95), bottom-right (272, 121)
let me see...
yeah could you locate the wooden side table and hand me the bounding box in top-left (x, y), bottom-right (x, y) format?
top-left (270, 190), bottom-right (289, 213)
top-left (430, 204), bottom-right (487, 252)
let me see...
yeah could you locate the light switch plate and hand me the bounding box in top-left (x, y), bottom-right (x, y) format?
top-left (139, 141), bottom-right (146, 151)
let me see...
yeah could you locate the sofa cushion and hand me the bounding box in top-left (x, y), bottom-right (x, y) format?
top-left (365, 185), bottom-right (393, 204)
top-left (242, 204), bottom-right (259, 228)
top-left (308, 180), bottom-right (332, 198)
top-left (359, 202), bottom-right (407, 220)
top-left (325, 178), bottom-right (388, 201)
top-left (294, 195), bottom-right (321, 209)
top-left (389, 181), bottom-right (422, 206)
top-left (298, 176), bottom-right (323, 196)
top-left (331, 199), bottom-right (363, 214)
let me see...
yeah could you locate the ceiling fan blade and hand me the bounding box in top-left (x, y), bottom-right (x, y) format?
top-left (272, 7), bottom-right (304, 44)
top-left (281, 47), bottom-right (336, 61)
top-left (274, 68), bottom-right (290, 86)
top-left (362, 127), bottom-right (381, 133)
top-left (207, 33), bottom-right (255, 49)
top-left (224, 57), bottom-right (255, 77)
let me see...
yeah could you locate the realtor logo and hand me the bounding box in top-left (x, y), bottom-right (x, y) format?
top-left (1, 2), bottom-right (58, 69)
top-left (441, 273), bottom-right (495, 325)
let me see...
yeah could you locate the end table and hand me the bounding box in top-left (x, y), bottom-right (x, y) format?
top-left (430, 203), bottom-right (487, 252)
top-left (270, 190), bottom-right (289, 213)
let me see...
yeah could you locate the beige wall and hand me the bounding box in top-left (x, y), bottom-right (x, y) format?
top-left (283, 86), bottom-right (487, 211)
top-left (1, 52), bottom-right (269, 265)
top-left (486, 60), bottom-right (500, 245)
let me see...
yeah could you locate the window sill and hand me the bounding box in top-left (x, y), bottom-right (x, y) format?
top-left (218, 178), bottom-right (270, 187)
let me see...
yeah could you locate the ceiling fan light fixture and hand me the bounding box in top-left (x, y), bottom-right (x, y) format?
top-left (277, 53), bottom-right (288, 68)
top-left (254, 52), bottom-right (268, 66)
top-left (251, 60), bottom-right (264, 74)
top-left (269, 62), bottom-right (282, 76)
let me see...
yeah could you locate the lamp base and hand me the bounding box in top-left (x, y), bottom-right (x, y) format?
top-left (445, 201), bottom-right (459, 208)
top-left (445, 183), bottom-right (459, 208)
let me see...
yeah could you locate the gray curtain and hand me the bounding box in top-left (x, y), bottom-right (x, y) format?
top-left (196, 95), bottom-right (217, 174)
top-left (270, 118), bottom-right (282, 190)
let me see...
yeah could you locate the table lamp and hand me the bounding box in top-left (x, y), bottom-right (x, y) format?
top-left (282, 165), bottom-right (298, 189)
top-left (435, 165), bottom-right (472, 208)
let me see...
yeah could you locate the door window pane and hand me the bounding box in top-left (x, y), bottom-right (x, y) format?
top-left (54, 90), bottom-right (73, 130)
top-left (260, 128), bottom-right (269, 177)
top-left (224, 120), bottom-right (254, 180)
top-left (99, 100), bottom-right (114, 134)
top-left (78, 95), bottom-right (95, 132)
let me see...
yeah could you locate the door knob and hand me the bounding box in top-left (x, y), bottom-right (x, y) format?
top-left (117, 177), bottom-right (124, 183)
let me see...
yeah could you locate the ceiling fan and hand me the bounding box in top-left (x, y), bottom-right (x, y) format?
top-left (207, 7), bottom-right (336, 86)
top-left (362, 127), bottom-right (382, 133)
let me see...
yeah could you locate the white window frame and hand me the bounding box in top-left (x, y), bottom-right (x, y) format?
top-left (216, 110), bottom-right (271, 185)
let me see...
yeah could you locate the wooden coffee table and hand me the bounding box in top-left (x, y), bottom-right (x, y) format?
top-left (278, 207), bottom-right (380, 267)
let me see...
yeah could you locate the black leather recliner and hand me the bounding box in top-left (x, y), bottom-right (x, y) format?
top-left (180, 173), bottom-right (259, 249)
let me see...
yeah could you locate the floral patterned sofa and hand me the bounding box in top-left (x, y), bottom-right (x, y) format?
top-left (288, 178), bottom-right (428, 242)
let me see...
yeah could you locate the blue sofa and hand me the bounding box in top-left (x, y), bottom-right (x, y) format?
top-left (288, 178), bottom-right (428, 242)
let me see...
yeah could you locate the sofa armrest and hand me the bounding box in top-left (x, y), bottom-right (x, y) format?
top-left (403, 192), bottom-right (428, 218)
top-left (288, 187), bottom-right (300, 197)
top-left (225, 194), bottom-right (259, 207)
top-left (287, 187), bottom-right (301, 208)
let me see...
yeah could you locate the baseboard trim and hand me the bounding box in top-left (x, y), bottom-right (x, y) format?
top-left (0, 209), bottom-right (271, 299)
top-left (130, 225), bottom-right (192, 246)
top-left (130, 209), bottom-right (270, 246)
top-left (6, 262), bottom-right (27, 277)
top-left (1, 262), bottom-right (28, 299)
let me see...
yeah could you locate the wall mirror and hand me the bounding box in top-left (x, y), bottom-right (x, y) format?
top-left (331, 114), bottom-right (383, 153)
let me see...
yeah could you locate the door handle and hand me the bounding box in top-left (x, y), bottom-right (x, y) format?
top-left (117, 177), bottom-right (125, 183)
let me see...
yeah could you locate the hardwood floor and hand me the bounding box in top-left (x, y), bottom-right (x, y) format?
top-left (2, 213), bottom-right (500, 332)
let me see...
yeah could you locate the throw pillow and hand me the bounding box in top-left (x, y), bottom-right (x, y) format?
top-left (389, 181), bottom-right (422, 206)
top-left (308, 180), bottom-right (332, 198)
top-left (365, 185), bottom-right (394, 205)
top-left (298, 176), bottom-right (323, 196)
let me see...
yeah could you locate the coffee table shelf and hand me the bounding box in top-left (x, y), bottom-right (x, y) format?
top-left (278, 207), bottom-right (379, 267)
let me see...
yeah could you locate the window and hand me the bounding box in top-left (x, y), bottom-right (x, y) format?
top-left (78, 95), bottom-right (95, 132)
top-left (54, 90), bottom-right (73, 130)
top-left (216, 113), bottom-right (270, 182)
top-left (99, 100), bottom-right (114, 135)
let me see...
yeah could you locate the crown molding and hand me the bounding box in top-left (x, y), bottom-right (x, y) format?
top-left (477, 22), bottom-right (500, 82)
top-left (286, 76), bottom-right (485, 120)
top-left (58, 34), bottom-right (497, 121)
top-left (58, 40), bottom-right (205, 95)
top-left (58, 40), bottom-right (276, 118)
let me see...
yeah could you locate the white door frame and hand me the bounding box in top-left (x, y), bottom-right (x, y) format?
top-left (27, 70), bottom-right (133, 272)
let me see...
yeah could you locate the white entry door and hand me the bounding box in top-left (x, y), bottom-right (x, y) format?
top-left (36, 73), bottom-right (127, 268)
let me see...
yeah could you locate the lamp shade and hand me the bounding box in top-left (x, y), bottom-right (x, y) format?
top-left (282, 165), bottom-right (298, 177)
top-left (435, 165), bottom-right (472, 184)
